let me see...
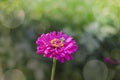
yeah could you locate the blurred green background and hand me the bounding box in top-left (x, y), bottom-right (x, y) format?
top-left (0, 0), bottom-right (120, 80)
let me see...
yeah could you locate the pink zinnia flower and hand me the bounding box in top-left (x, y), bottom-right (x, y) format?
top-left (104, 57), bottom-right (120, 64)
top-left (104, 57), bottom-right (112, 63)
top-left (36, 31), bottom-right (78, 63)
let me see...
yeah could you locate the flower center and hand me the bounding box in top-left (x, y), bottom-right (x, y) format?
top-left (50, 38), bottom-right (64, 47)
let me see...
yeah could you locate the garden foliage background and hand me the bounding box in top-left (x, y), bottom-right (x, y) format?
top-left (0, 0), bottom-right (120, 80)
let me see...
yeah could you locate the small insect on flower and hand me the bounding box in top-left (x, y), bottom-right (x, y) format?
top-left (36, 31), bottom-right (78, 63)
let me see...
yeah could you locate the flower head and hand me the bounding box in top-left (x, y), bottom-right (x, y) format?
top-left (104, 57), bottom-right (112, 63)
top-left (104, 57), bottom-right (120, 64)
top-left (36, 31), bottom-right (78, 63)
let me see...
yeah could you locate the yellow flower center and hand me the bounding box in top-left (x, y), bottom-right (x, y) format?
top-left (50, 38), bottom-right (64, 47)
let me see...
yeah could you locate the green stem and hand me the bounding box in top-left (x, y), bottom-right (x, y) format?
top-left (51, 58), bottom-right (57, 80)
